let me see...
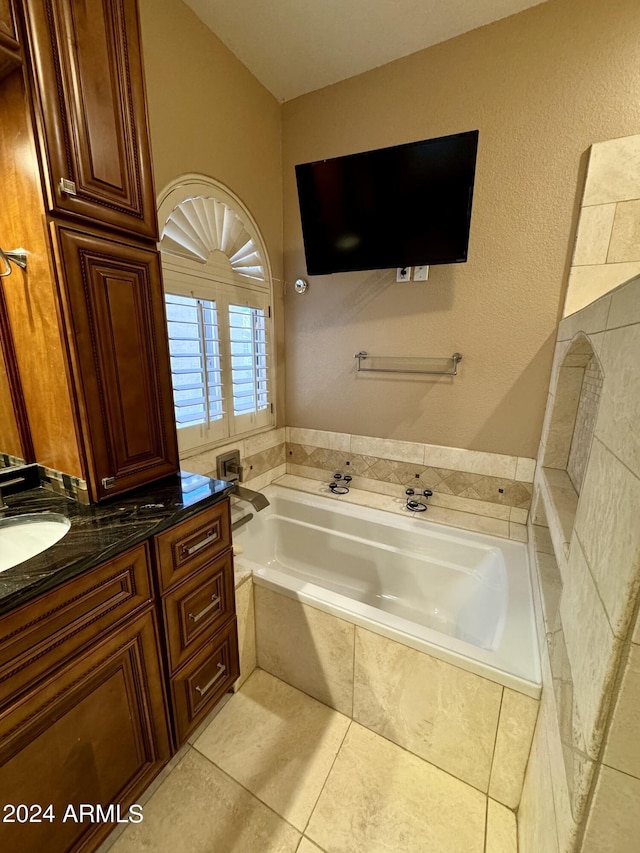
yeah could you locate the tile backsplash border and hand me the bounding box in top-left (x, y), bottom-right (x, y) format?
top-left (178, 426), bottom-right (535, 541)
top-left (285, 427), bottom-right (535, 539)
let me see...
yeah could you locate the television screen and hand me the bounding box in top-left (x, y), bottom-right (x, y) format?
top-left (295, 130), bottom-right (479, 275)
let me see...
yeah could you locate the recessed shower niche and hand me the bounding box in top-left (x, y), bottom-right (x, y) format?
top-left (539, 333), bottom-right (604, 557)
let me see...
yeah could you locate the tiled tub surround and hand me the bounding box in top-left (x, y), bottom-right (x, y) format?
top-left (519, 274), bottom-right (640, 853)
top-left (178, 427), bottom-right (287, 493)
top-left (233, 572), bottom-right (257, 692)
top-left (286, 427), bottom-right (535, 542)
top-left (173, 426), bottom-right (533, 539)
top-left (235, 485), bottom-right (540, 809)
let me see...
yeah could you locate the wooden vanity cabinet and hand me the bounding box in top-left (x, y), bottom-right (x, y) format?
top-left (0, 544), bottom-right (171, 853)
top-left (153, 499), bottom-right (240, 746)
top-left (19, 0), bottom-right (158, 240)
top-left (0, 0), bottom-right (179, 500)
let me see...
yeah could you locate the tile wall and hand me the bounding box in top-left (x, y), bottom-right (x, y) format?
top-left (180, 425), bottom-right (536, 541)
top-left (564, 133), bottom-right (640, 316)
top-left (519, 274), bottom-right (640, 853)
top-left (181, 427), bottom-right (287, 493)
top-left (566, 358), bottom-right (603, 493)
top-left (285, 428), bottom-right (535, 542)
top-left (253, 583), bottom-right (539, 810)
top-left (234, 573), bottom-right (256, 692)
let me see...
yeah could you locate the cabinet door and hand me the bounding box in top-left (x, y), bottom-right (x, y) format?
top-left (0, 0), bottom-right (20, 79)
top-left (54, 225), bottom-right (178, 501)
top-left (20, 0), bottom-right (158, 239)
top-left (0, 608), bottom-right (171, 853)
top-left (0, 0), bottom-right (18, 47)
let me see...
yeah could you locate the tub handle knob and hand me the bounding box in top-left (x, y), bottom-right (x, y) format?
top-left (406, 498), bottom-right (428, 513)
top-left (405, 488), bottom-right (415, 496)
top-left (329, 472), bottom-right (350, 495)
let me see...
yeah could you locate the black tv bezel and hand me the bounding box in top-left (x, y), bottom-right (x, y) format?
top-left (295, 129), bottom-right (479, 276)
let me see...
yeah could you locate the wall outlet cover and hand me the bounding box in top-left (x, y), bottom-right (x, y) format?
top-left (413, 265), bottom-right (429, 281)
top-left (396, 267), bottom-right (412, 282)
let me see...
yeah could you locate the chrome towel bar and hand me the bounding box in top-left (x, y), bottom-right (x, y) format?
top-left (354, 351), bottom-right (462, 376)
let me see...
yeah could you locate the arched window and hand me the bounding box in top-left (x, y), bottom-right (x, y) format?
top-left (157, 175), bottom-right (275, 454)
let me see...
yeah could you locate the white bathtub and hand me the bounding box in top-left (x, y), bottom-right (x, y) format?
top-left (234, 485), bottom-right (541, 698)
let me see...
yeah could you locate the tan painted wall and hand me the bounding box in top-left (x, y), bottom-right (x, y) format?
top-left (282, 0), bottom-right (640, 458)
top-left (137, 0), bottom-right (285, 421)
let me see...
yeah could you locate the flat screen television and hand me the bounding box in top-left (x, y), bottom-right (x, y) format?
top-left (295, 129), bottom-right (479, 275)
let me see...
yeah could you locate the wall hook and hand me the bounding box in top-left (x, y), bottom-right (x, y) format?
top-left (0, 248), bottom-right (28, 277)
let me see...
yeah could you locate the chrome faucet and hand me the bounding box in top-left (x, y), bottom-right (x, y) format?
top-left (230, 483), bottom-right (270, 512)
top-left (216, 449), bottom-right (270, 512)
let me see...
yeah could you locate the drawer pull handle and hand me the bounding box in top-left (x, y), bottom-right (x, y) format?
top-left (194, 662), bottom-right (226, 696)
top-left (188, 595), bottom-right (221, 623)
top-left (181, 529), bottom-right (218, 557)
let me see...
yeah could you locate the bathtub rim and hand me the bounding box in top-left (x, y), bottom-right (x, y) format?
top-left (235, 485), bottom-right (542, 700)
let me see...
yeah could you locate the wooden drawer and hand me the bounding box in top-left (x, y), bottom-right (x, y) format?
top-left (0, 543), bottom-right (153, 708)
top-left (163, 551), bottom-right (235, 674)
top-left (154, 499), bottom-right (231, 593)
top-left (170, 618), bottom-right (239, 745)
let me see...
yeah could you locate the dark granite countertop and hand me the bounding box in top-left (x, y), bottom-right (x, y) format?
top-left (0, 470), bottom-right (233, 616)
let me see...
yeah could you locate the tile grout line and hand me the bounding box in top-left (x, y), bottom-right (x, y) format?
top-left (591, 433), bottom-right (640, 483)
top-left (191, 745), bottom-right (306, 838)
top-left (483, 795), bottom-right (489, 853)
top-left (99, 747), bottom-right (195, 851)
top-left (351, 624), bottom-right (356, 719)
top-left (301, 720), bottom-right (353, 838)
top-left (487, 687), bottom-right (505, 804)
top-left (346, 715), bottom-right (496, 799)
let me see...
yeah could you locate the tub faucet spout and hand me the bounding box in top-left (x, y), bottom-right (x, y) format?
top-left (230, 483), bottom-right (270, 512)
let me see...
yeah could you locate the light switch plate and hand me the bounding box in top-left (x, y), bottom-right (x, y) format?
top-left (396, 267), bottom-right (412, 282)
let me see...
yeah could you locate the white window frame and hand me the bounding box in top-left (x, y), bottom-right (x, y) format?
top-left (157, 175), bottom-right (276, 457)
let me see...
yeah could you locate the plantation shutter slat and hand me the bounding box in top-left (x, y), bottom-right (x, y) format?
top-left (165, 293), bottom-right (224, 430)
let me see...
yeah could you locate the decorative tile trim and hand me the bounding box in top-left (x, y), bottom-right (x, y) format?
top-left (0, 452), bottom-right (25, 469)
top-left (0, 453), bottom-right (26, 468)
top-left (287, 428), bottom-right (536, 482)
top-left (286, 442), bottom-right (532, 512)
top-left (39, 466), bottom-right (90, 504)
top-left (244, 443), bottom-right (286, 480)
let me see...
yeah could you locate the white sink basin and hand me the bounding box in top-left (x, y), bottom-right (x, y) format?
top-left (0, 513), bottom-right (71, 573)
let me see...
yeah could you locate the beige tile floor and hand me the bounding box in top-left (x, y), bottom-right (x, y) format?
top-left (110, 669), bottom-right (517, 853)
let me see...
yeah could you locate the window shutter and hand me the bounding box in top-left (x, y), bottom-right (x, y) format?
top-left (165, 292), bottom-right (227, 449)
top-left (158, 179), bottom-right (276, 454)
top-left (228, 304), bottom-right (269, 416)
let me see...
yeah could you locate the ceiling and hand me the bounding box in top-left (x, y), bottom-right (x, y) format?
top-left (183, 0), bottom-right (548, 102)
